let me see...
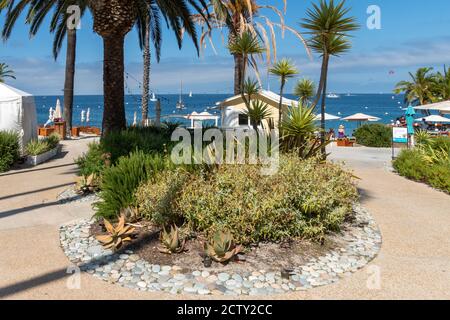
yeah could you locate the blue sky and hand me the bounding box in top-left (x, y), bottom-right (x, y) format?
top-left (1, 0), bottom-right (450, 95)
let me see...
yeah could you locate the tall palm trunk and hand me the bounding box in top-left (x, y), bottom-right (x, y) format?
top-left (319, 54), bottom-right (330, 158)
top-left (141, 18), bottom-right (150, 124)
top-left (89, 0), bottom-right (137, 135)
top-left (102, 35), bottom-right (127, 134)
top-left (234, 53), bottom-right (243, 95)
top-left (63, 28), bottom-right (76, 138)
top-left (278, 79), bottom-right (285, 128)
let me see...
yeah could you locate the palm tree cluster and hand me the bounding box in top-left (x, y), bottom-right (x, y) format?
top-left (194, 0), bottom-right (310, 94)
top-left (394, 66), bottom-right (450, 106)
top-left (1, 0), bottom-right (209, 135)
top-left (0, 63), bottom-right (15, 83)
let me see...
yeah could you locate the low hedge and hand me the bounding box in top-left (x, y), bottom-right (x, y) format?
top-left (136, 155), bottom-right (359, 244)
top-left (393, 137), bottom-right (450, 193)
top-left (0, 131), bottom-right (20, 172)
top-left (354, 124), bottom-right (392, 148)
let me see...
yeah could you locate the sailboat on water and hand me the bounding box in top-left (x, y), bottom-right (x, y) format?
top-left (189, 91), bottom-right (193, 98)
top-left (176, 80), bottom-right (186, 110)
top-left (150, 92), bottom-right (157, 102)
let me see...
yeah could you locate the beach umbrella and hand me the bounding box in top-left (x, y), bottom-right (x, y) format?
top-left (81, 110), bottom-right (86, 123)
top-left (414, 115), bottom-right (450, 123)
top-left (86, 108), bottom-right (90, 123)
top-left (405, 105), bottom-right (416, 135)
top-left (314, 113), bottom-right (341, 121)
top-left (342, 113), bottom-right (381, 127)
top-left (414, 100), bottom-right (450, 115)
top-left (133, 111), bottom-right (137, 126)
top-left (54, 99), bottom-right (62, 120)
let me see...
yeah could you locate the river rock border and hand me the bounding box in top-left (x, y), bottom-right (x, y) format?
top-left (59, 204), bottom-right (381, 296)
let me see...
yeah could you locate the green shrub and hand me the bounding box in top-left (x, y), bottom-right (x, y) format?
top-left (25, 133), bottom-right (60, 156)
top-left (136, 155), bottom-right (358, 244)
top-left (94, 151), bottom-right (175, 219)
top-left (354, 124), bottom-right (392, 148)
top-left (393, 148), bottom-right (450, 193)
top-left (0, 131), bottom-right (20, 172)
top-left (76, 126), bottom-right (175, 176)
top-left (75, 142), bottom-right (107, 176)
top-left (101, 126), bottom-right (174, 163)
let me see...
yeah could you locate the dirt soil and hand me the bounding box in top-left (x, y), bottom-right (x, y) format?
top-left (91, 221), bottom-right (339, 273)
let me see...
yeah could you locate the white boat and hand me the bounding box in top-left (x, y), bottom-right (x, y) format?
top-left (150, 92), bottom-right (157, 102)
top-left (327, 93), bottom-right (340, 99)
top-left (189, 91), bottom-right (193, 98)
top-left (176, 80), bottom-right (186, 110)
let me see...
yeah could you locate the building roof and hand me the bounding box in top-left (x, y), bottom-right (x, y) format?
top-left (0, 83), bottom-right (32, 100)
top-left (216, 90), bottom-right (298, 108)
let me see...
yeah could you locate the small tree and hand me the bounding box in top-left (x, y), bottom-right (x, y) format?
top-left (269, 59), bottom-right (299, 127)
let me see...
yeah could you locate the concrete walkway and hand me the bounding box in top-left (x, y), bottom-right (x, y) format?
top-left (0, 141), bottom-right (449, 299)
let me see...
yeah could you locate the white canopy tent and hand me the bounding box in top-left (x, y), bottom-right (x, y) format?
top-left (0, 83), bottom-right (37, 152)
top-left (414, 115), bottom-right (450, 123)
top-left (414, 100), bottom-right (450, 115)
top-left (342, 113), bottom-right (381, 122)
top-left (185, 111), bottom-right (219, 128)
top-left (314, 113), bottom-right (341, 121)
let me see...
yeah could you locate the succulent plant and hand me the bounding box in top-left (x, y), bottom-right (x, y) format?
top-left (75, 173), bottom-right (99, 195)
top-left (159, 225), bottom-right (186, 254)
top-left (120, 206), bottom-right (140, 223)
top-left (204, 230), bottom-right (243, 263)
top-left (96, 214), bottom-right (135, 250)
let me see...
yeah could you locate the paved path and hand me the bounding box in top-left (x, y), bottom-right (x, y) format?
top-left (0, 142), bottom-right (449, 299)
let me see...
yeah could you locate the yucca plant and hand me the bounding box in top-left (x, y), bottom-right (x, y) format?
top-left (415, 130), bottom-right (432, 146)
top-left (96, 215), bottom-right (135, 251)
top-left (25, 139), bottom-right (50, 156)
top-left (204, 230), bottom-right (243, 263)
top-left (245, 99), bottom-right (272, 132)
top-left (295, 78), bottom-right (316, 105)
top-left (281, 103), bottom-right (319, 157)
top-left (75, 173), bottom-right (99, 195)
top-left (159, 225), bottom-right (186, 254)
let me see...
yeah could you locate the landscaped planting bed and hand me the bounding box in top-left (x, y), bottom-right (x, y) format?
top-left (61, 134), bottom-right (382, 296)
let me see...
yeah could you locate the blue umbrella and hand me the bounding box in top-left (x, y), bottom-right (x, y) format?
top-left (405, 104), bottom-right (416, 135)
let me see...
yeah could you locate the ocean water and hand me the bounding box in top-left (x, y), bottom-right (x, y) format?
top-left (34, 93), bottom-right (406, 134)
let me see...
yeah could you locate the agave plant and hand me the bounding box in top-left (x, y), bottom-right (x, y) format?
top-left (159, 225), bottom-right (186, 254)
top-left (204, 230), bottom-right (243, 263)
top-left (120, 206), bottom-right (140, 223)
top-left (75, 173), bottom-right (99, 195)
top-left (96, 215), bottom-right (135, 251)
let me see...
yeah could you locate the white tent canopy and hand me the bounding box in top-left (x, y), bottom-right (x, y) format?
top-left (414, 100), bottom-right (450, 114)
top-left (185, 111), bottom-right (219, 128)
top-left (342, 113), bottom-right (381, 122)
top-left (414, 115), bottom-right (450, 123)
top-left (0, 83), bottom-right (37, 152)
top-left (314, 113), bottom-right (341, 121)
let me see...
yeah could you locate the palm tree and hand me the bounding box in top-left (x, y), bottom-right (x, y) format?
top-left (194, 0), bottom-right (309, 94)
top-left (136, 3), bottom-right (162, 124)
top-left (228, 31), bottom-right (264, 99)
top-left (0, 63), bottom-right (15, 83)
top-left (294, 78), bottom-right (315, 105)
top-left (394, 67), bottom-right (436, 105)
top-left (87, 0), bottom-right (207, 134)
top-left (2, 0), bottom-right (87, 137)
top-left (434, 66), bottom-right (450, 102)
top-left (300, 0), bottom-right (359, 157)
top-left (269, 58), bottom-right (298, 127)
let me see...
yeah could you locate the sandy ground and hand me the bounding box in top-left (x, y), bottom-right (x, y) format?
top-left (0, 141), bottom-right (449, 300)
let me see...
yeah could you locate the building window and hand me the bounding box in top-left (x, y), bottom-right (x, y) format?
top-left (238, 114), bottom-right (249, 126)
